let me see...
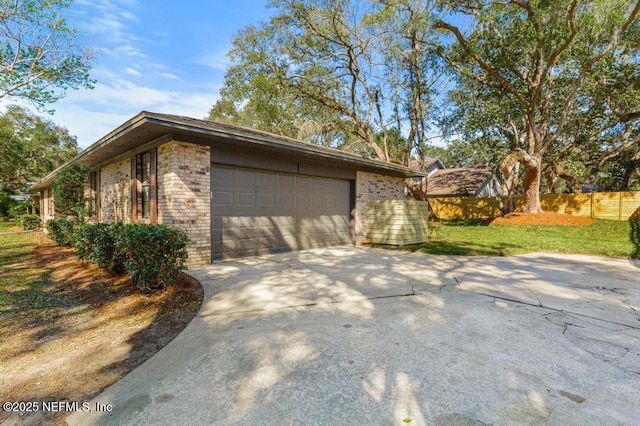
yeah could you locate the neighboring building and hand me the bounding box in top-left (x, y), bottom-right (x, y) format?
top-left (426, 167), bottom-right (503, 197)
top-left (31, 112), bottom-right (425, 265)
top-left (407, 158), bottom-right (445, 177)
top-left (407, 159), bottom-right (502, 198)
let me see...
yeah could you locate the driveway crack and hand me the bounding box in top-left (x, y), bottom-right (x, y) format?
top-left (476, 293), bottom-right (640, 330)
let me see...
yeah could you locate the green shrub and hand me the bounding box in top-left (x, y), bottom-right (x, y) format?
top-left (52, 164), bottom-right (91, 223)
top-left (116, 224), bottom-right (189, 291)
top-left (0, 190), bottom-right (16, 219)
top-left (74, 223), bottom-right (125, 272)
top-left (19, 214), bottom-right (41, 230)
top-left (46, 218), bottom-right (75, 246)
top-left (8, 201), bottom-right (28, 219)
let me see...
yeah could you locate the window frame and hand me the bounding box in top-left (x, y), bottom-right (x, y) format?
top-left (131, 148), bottom-right (157, 224)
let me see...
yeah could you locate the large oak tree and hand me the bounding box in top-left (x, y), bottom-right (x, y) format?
top-left (435, 0), bottom-right (640, 212)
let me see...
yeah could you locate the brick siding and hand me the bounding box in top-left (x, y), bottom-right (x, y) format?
top-left (40, 188), bottom-right (55, 225)
top-left (158, 141), bottom-right (211, 266)
top-left (355, 171), bottom-right (406, 244)
top-left (100, 158), bottom-right (131, 224)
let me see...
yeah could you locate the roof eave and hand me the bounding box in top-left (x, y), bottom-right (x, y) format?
top-left (30, 112), bottom-right (425, 192)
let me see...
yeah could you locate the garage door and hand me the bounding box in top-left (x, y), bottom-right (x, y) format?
top-left (211, 165), bottom-right (352, 260)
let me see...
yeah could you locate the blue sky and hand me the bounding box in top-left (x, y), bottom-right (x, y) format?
top-left (23, 0), bottom-right (273, 148)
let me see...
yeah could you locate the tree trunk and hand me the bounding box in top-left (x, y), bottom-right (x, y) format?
top-left (405, 177), bottom-right (427, 201)
top-left (523, 161), bottom-right (543, 213)
top-left (502, 149), bottom-right (543, 213)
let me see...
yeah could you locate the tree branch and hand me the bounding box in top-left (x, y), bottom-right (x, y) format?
top-left (543, 0), bottom-right (640, 151)
top-left (434, 20), bottom-right (526, 104)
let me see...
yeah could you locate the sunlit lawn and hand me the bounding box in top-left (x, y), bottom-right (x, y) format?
top-left (389, 219), bottom-right (639, 258)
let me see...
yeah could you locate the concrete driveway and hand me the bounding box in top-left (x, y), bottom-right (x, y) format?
top-left (68, 247), bottom-right (640, 425)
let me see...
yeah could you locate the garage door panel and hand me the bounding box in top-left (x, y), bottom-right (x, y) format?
top-left (295, 176), bottom-right (310, 189)
top-left (223, 236), bottom-right (281, 252)
top-left (277, 174), bottom-right (293, 187)
top-left (221, 215), bottom-right (295, 228)
top-left (237, 192), bottom-right (256, 207)
top-left (277, 194), bottom-right (293, 209)
top-left (213, 165), bottom-right (235, 181)
top-left (213, 191), bottom-right (234, 206)
top-left (238, 169), bottom-right (256, 183)
top-left (212, 165), bottom-right (351, 260)
top-left (221, 225), bottom-right (296, 241)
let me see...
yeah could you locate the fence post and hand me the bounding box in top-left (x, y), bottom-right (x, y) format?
top-left (619, 192), bottom-right (623, 221)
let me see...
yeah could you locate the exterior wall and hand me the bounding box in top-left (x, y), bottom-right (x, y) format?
top-left (158, 141), bottom-right (211, 266)
top-left (476, 176), bottom-right (503, 197)
top-left (355, 171), bottom-right (406, 244)
top-left (100, 158), bottom-right (131, 224)
top-left (40, 188), bottom-right (55, 225)
top-left (366, 200), bottom-right (429, 245)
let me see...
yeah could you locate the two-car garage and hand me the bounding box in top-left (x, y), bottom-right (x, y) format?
top-left (211, 164), bottom-right (353, 260)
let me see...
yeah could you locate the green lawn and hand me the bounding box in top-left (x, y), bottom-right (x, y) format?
top-left (0, 232), bottom-right (63, 327)
top-left (0, 220), bottom-right (18, 231)
top-left (389, 219), bottom-right (640, 258)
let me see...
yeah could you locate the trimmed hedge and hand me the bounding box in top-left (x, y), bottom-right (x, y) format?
top-left (19, 214), bottom-right (41, 230)
top-left (74, 223), bottom-right (125, 273)
top-left (58, 221), bottom-right (189, 291)
top-left (118, 224), bottom-right (189, 291)
top-left (46, 218), bottom-right (75, 246)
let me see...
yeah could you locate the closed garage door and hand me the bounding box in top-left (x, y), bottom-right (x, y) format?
top-left (211, 165), bottom-right (352, 260)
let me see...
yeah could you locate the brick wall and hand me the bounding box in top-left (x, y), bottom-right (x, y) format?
top-left (355, 171), bottom-right (406, 244)
top-left (158, 141), bottom-right (211, 266)
top-left (100, 158), bottom-right (131, 224)
top-left (40, 188), bottom-right (55, 225)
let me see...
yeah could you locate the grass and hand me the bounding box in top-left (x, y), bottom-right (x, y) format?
top-left (0, 232), bottom-right (62, 326)
top-left (389, 219), bottom-right (639, 258)
top-left (0, 219), bottom-right (18, 231)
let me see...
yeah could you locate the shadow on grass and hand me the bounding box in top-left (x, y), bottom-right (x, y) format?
top-left (440, 219), bottom-right (492, 227)
top-left (377, 240), bottom-right (523, 256)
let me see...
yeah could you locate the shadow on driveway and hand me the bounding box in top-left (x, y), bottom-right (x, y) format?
top-left (68, 247), bottom-right (640, 425)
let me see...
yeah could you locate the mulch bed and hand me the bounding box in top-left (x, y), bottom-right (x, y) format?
top-left (0, 236), bottom-right (203, 425)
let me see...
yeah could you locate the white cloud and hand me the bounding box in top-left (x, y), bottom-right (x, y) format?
top-left (114, 43), bottom-right (147, 58)
top-left (125, 67), bottom-right (142, 76)
top-left (194, 51), bottom-right (230, 72)
top-left (42, 79), bottom-right (219, 148)
top-left (159, 72), bottom-right (180, 80)
top-left (70, 79), bottom-right (173, 108)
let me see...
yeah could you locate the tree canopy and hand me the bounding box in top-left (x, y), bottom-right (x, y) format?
top-left (0, 105), bottom-right (79, 192)
top-left (212, 0), bottom-right (640, 206)
top-left (436, 0), bottom-right (640, 209)
top-left (0, 0), bottom-right (95, 109)
top-left (210, 0), bottom-right (446, 166)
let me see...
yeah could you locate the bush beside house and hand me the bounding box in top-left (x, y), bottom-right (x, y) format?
top-left (46, 164), bottom-right (189, 291)
top-left (50, 219), bottom-right (189, 291)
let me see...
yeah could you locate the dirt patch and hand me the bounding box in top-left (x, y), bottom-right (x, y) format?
top-left (0, 236), bottom-right (203, 425)
top-left (491, 211), bottom-right (594, 226)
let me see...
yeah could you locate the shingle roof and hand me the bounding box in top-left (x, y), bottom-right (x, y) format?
top-left (407, 158), bottom-right (441, 171)
top-left (426, 167), bottom-right (494, 197)
top-left (31, 111), bottom-right (425, 192)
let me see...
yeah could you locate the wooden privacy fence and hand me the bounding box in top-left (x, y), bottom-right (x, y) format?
top-left (366, 200), bottom-right (429, 245)
top-left (429, 191), bottom-right (640, 221)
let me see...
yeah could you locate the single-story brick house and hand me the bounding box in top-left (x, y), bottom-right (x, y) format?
top-left (31, 112), bottom-right (425, 265)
